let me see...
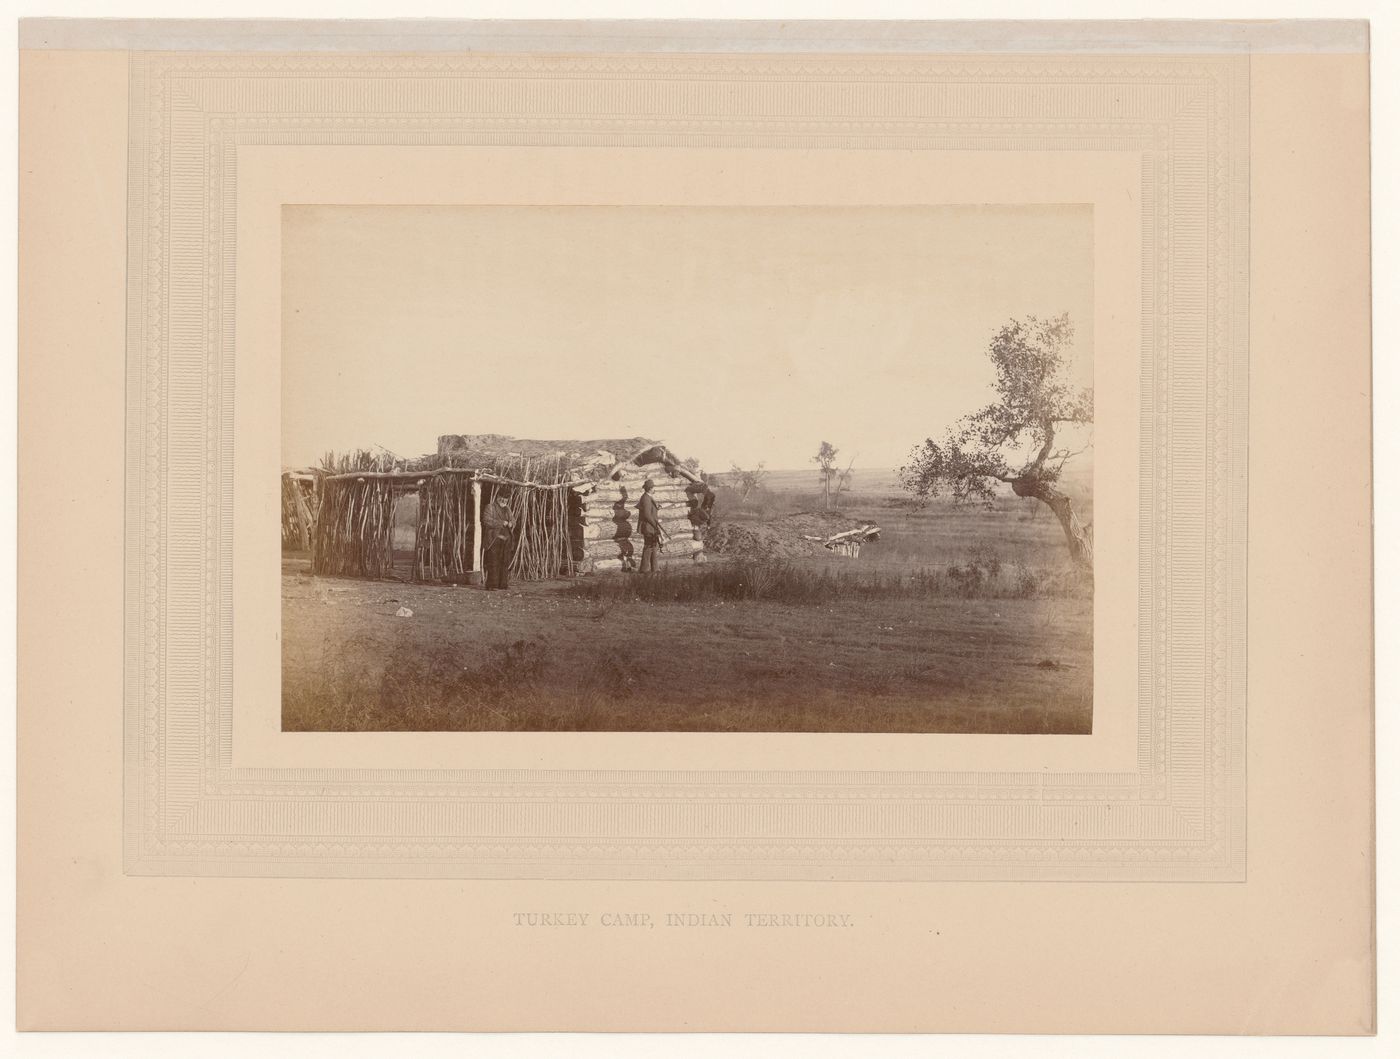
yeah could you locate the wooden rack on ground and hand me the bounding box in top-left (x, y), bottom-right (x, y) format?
top-left (798, 523), bottom-right (883, 559)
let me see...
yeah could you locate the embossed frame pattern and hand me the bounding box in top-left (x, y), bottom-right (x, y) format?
top-left (124, 51), bottom-right (1248, 880)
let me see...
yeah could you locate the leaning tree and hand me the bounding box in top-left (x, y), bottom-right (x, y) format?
top-left (899, 313), bottom-right (1094, 567)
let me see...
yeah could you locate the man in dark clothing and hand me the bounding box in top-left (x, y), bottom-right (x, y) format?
top-left (637, 478), bottom-right (663, 574)
top-left (687, 481), bottom-right (716, 541)
top-left (481, 492), bottom-right (515, 590)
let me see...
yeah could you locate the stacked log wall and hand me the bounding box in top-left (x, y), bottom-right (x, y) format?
top-left (572, 461), bottom-right (709, 569)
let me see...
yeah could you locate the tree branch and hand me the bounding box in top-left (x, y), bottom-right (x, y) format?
top-left (1025, 418), bottom-right (1057, 475)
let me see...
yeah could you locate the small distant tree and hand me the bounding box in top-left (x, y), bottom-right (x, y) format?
top-left (728, 461), bottom-right (769, 502)
top-left (899, 314), bottom-right (1094, 567)
top-left (813, 441), bottom-right (840, 510)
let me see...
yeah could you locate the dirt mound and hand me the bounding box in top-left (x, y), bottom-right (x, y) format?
top-left (704, 520), bottom-right (825, 560)
top-left (707, 512), bottom-right (880, 560)
top-left (772, 511), bottom-right (876, 538)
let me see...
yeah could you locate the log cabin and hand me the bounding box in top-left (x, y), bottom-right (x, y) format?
top-left (303, 434), bottom-right (713, 583)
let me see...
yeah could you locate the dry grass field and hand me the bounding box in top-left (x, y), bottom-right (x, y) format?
top-left (282, 467), bottom-right (1093, 733)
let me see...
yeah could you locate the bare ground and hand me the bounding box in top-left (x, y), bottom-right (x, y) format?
top-left (281, 551), bottom-right (1092, 734)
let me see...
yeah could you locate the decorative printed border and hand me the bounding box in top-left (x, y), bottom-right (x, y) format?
top-left (124, 49), bottom-right (1248, 879)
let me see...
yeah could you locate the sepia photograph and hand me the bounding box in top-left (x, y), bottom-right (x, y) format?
top-left (17, 15), bottom-right (1377, 1037)
top-left (281, 204), bottom-right (1095, 733)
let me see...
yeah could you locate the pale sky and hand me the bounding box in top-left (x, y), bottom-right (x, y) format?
top-left (282, 205), bottom-right (1092, 472)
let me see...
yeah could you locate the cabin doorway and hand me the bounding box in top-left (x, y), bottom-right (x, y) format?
top-left (391, 490), bottom-right (419, 581)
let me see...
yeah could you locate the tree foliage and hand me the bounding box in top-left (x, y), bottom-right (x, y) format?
top-left (900, 314), bottom-right (1094, 564)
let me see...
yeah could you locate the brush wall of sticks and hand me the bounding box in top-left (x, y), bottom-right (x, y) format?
top-left (301, 451), bottom-right (711, 582)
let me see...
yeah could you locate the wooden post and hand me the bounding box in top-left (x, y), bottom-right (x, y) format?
top-left (468, 477), bottom-right (485, 585)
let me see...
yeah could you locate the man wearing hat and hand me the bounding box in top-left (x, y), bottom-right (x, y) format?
top-left (480, 490), bottom-right (516, 590)
top-left (636, 478), bottom-right (663, 574)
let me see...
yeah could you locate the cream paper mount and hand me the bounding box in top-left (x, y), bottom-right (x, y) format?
top-left (125, 50), bottom-right (1248, 879)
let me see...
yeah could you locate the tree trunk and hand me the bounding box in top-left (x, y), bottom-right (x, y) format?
top-left (1011, 476), bottom-right (1093, 568)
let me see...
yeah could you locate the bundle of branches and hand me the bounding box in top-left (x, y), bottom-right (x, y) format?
top-left (312, 476), bottom-right (401, 579)
top-left (310, 450), bottom-right (404, 578)
top-left (414, 472), bottom-right (473, 582)
top-left (493, 455), bottom-right (574, 581)
top-left (319, 448), bottom-right (400, 476)
top-left (280, 473), bottom-right (320, 550)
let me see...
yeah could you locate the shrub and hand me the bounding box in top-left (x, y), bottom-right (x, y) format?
top-left (967, 543), bottom-right (1003, 576)
top-left (1014, 565), bottom-right (1043, 598)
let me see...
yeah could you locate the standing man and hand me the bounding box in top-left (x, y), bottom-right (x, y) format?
top-left (636, 478), bottom-right (663, 574)
top-left (481, 490), bottom-right (516, 590)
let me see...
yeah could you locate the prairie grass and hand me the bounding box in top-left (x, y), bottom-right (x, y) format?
top-left (283, 598), bottom-right (1092, 734)
top-left (562, 552), bottom-right (1086, 605)
top-left (284, 632), bottom-right (651, 732)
